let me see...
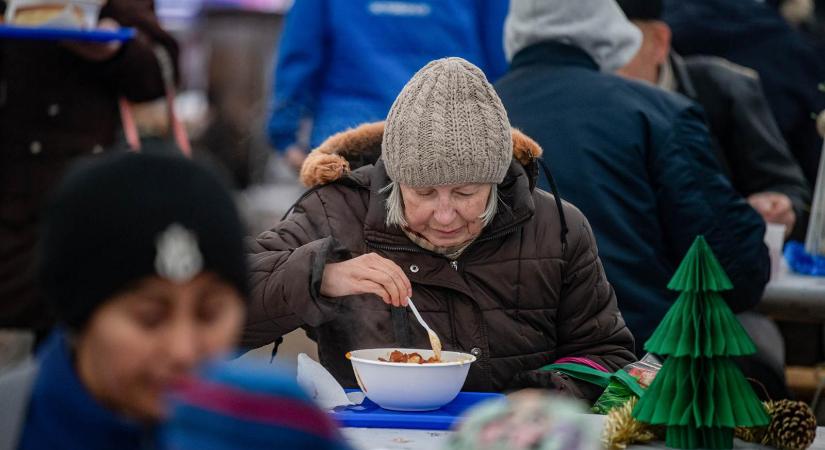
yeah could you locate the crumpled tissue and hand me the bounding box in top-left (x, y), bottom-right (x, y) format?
top-left (296, 353), bottom-right (364, 410)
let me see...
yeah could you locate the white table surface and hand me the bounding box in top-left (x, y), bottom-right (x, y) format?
top-left (759, 264), bottom-right (825, 322)
top-left (343, 416), bottom-right (825, 450)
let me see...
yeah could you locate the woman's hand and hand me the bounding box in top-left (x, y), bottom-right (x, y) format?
top-left (62, 18), bottom-right (122, 62)
top-left (320, 253), bottom-right (412, 307)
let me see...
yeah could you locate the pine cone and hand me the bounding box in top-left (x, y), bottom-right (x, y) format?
top-left (762, 400), bottom-right (817, 450)
top-left (602, 397), bottom-right (657, 450)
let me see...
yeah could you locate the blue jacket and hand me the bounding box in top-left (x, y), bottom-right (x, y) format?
top-left (16, 332), bottom-right (154, 450)
top-left (495, 42), bottom-right (770, 346)
top-left (267, 0), bottom-right (508, 151)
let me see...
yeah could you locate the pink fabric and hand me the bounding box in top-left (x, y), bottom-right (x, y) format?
top-left (170, 378), bottom-right (338, 439)
top-left (553, 357), bottom-right (610, 373)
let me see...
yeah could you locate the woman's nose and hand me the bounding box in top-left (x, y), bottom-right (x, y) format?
top-left (433, 201), bottom-right (457, 225)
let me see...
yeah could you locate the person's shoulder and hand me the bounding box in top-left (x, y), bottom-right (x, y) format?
top-left (532, 189), bottom-right (589, 232)
top-left (682, 55), bottom-right (761, 94)
top-left (607, 73), bottom-right (696, 117)
top-left (0, 359), bottom-right (39, 449)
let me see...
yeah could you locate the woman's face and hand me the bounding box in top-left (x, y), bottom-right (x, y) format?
top-left (74, 273), bottom-right (245, 422)
top-left (401, 183), bottom-right (492, 247)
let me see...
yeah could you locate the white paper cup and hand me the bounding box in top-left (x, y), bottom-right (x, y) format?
top-left (764, 223), bottom-right (786, 280)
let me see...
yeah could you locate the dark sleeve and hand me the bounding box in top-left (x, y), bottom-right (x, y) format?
top-left (509, 207), bottom-right (637, 403)
top-left (652, 106), bottom-right (770, 313)
top-left (241, 191), bottom-right (351, 349)
top-left (97, 0), bottom-right (180, 102)
top-left (721, 70), bottom-right (812, 238)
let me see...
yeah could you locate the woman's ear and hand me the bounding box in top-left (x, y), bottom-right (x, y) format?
top-left (650, 21), bottom-right (672, 66)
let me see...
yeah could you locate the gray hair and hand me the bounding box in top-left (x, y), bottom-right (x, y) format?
top-left (381, 182), bottom-right (499, 229)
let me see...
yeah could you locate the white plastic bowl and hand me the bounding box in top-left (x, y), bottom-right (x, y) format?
top-left (347, 348), bottom-right (476, 411)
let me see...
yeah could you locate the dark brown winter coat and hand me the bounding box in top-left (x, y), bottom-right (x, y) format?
top-left (243, 122), bottom-right (636, 401)
top-left (0, 0), bottom-right (178, 330)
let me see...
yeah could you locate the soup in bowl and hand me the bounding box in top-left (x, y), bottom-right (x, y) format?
top-left (346, 348), bottom-right (476, 411)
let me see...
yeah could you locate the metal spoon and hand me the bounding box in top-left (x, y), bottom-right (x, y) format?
top-left (407, 297), bottom-right (442, 362)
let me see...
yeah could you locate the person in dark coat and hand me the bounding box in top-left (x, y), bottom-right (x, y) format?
top-left (0, 0), bottom-right (179, 340)
top-left (614, 0), bottom-right (801, 400)
top-left (245, 58), bottom-right (636, 402)
top-left (616, 0), bottom-right (812, 241)
top-left (663, 0), bottom-right (825, 188)
top-left (496, 0), bottom-right (770, 349)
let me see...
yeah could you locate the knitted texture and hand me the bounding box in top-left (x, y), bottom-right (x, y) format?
top-left (382, 57), bottom-right (512, 187)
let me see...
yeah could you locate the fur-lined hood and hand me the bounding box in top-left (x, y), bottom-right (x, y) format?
top-left (299, 121), bottom-right (544, 188)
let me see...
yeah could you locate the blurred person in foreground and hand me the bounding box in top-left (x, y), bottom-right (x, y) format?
top-left (0, 0), bottom-right (179, 362)
top-left (267, 0), bottom-right (509, 170)
top-left (164, 359), bottom-right (351, 450)
top-left (496, 0), bottom-right (769, 352)
top-left (446, 390), bottom-right (601, 450)
top-left (0, 153), bottom-right (247, 450)
top-left (246, 57), bottom-right (636, 403)
top-left (618, 0), bottom-right (812, 242)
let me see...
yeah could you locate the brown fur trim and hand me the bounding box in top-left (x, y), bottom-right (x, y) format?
top-left (511, 128), bottom-right (543, 164)
top-left (299, 122), bottom-right (384, 187)
top-left (300, 122), bottom-right (544, 187)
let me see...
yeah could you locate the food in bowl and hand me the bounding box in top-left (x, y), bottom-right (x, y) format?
top-left (347, 348), bottom-right (476, 411)
top-left (378, 350), bottom-right (440, 364)
top-left (11, 4), bottom-right (80, 25)
top-left (5, 0), bottom-right (104, 28)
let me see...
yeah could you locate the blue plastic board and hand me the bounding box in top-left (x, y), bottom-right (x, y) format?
top-left (331, 391), bottom-right (504, 430)
top-left (0, 25), bottom-right (135, 42)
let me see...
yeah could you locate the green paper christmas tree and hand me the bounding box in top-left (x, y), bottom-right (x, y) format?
top-left (632, 236), bottom-right (770, 449)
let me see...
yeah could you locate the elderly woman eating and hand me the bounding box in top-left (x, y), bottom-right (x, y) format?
top-left (244, 58), bottom-right (635, 401)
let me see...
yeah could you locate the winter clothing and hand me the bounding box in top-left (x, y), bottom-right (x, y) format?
top-left (244, 122), bottom-right (636, 401)
top-left (616, 0), bottom-right (663, 20)
top-left (669, 53), bottom-right (812, 240)
top-left (617, 0), bottom-right (812, 241)
top-left (39, 153), bottom-right (247, 331)
top-left (504, 0), bottom-right (641, 72)
top-left (663, 0), bottom-right (825, 187)
top-left (164, 360), bottom-right (351, 450)
top-left (382, 58), bottom-right (512, 187)
top-left (0, 0), bottom-right (179, 331)
top-left (266, 0), bottom-right (509, 152)
top-left (495, 41), bottom-right (770, 346)
top-left (0, 331), bottom-right (155, 450)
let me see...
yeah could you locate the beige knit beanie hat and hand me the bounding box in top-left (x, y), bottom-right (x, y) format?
top-left (381, 57), bottom-right (513, 187)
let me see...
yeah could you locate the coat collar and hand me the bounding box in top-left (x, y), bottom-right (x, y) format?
top-left (23, 331), bottom-right (150, 450)
top-left (510, 41), bottom-right (600, 72)
top-left (669, 52), bottom-right (698, 99)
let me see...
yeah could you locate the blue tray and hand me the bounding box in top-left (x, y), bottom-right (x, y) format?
top-left (330, 390), bottom-right (504, 430)
top-left (0, 25), bottom-right (135, 42)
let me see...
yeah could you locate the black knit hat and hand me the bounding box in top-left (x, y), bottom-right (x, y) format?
top-left (616, 0), bottom-right (663, 20)
top-left (39, 152), bottom-right (248, 331)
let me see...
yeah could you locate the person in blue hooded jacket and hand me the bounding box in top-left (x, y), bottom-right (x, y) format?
top-left (267, 0), bottom-right (509, 170)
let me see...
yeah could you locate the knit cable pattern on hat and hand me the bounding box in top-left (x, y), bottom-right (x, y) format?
top-left (382, 57), bottom-right (512, 187)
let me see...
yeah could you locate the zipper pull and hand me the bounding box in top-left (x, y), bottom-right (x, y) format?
top-left (450, 261), bottom-right (458, 271)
